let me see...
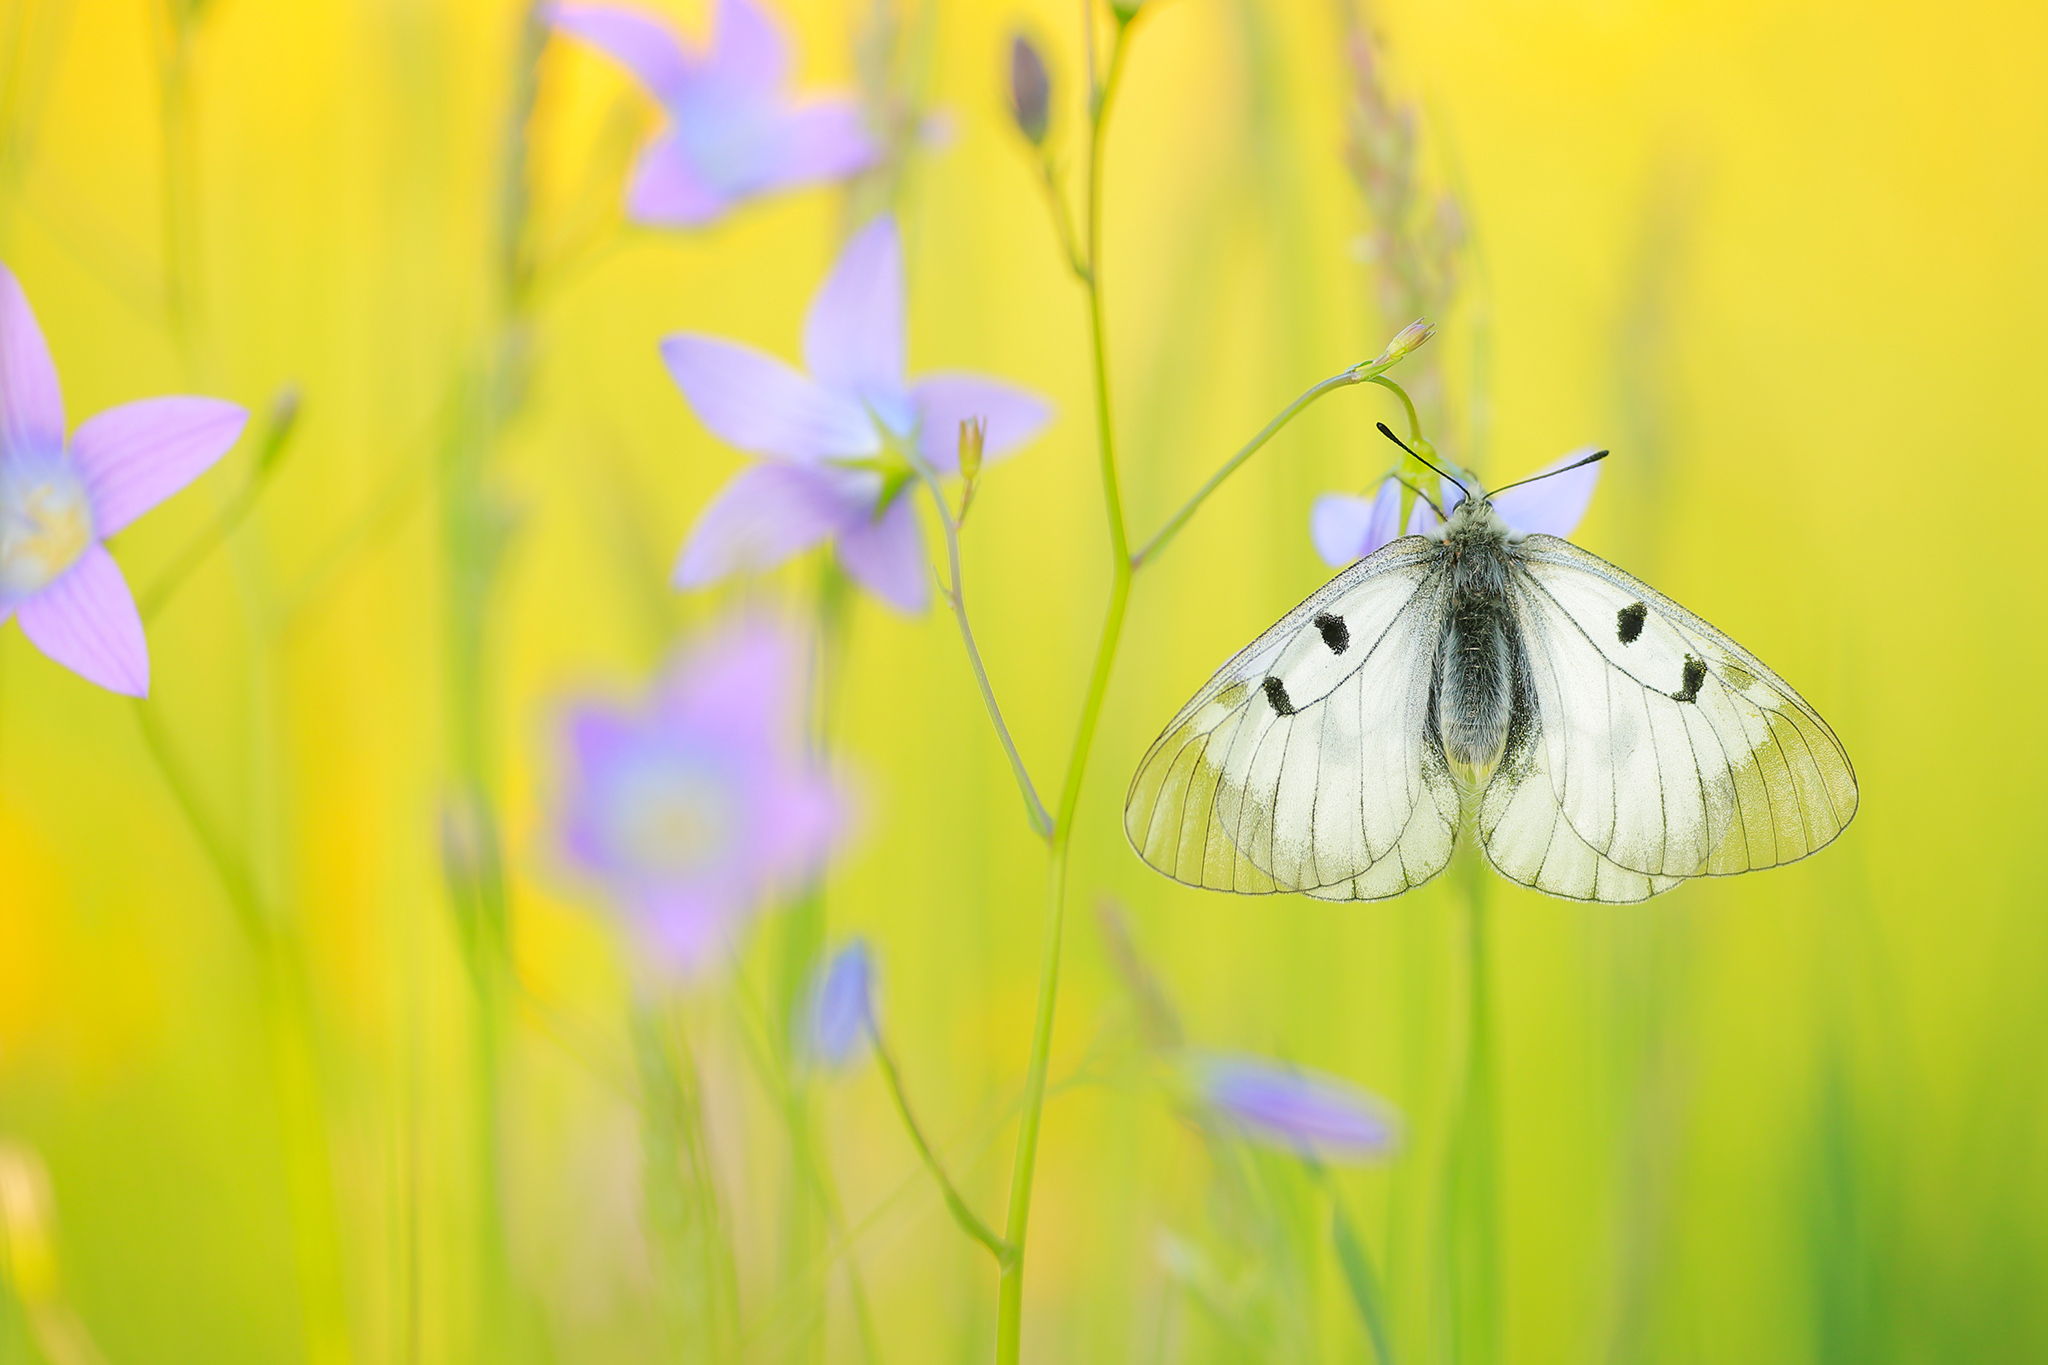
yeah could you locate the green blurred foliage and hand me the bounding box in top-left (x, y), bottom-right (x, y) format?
top-left (1, 0), bottom-right (2044, 1361)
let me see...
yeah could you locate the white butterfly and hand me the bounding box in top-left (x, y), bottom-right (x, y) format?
top-left (1125, 444), bottom-right (1857, 903)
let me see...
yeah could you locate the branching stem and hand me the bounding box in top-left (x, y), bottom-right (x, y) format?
top-left (872, 1026), bottom-right (1016, 1267)
top-left (995, 14), bottom-right (1136, 1363)
top-left (1133, 363), bottom-right (1378, 571)
top-left (915, 464), bottom-right (1053, 839)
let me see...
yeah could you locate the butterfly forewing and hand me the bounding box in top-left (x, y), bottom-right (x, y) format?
top-left (1124, 539), bottom-right (1459, 899)
top-left (1481, 535), bottom-right (1857, 895)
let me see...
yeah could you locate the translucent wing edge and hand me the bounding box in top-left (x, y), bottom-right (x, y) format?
top-left (1124, 537), bottom-right (1457, 899)
top-left (1511, 535), bottom-right (1859, 878)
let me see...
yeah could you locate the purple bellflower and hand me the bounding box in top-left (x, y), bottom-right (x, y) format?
top-left (663, 214), bottom-right (1051, 612)
top-left (558, 620), bottom-right (842, 975)
top-left (0, 264), bottom-right (246, 697)
top-left (1310, 446), bottom-right (1604, 567)
top-left (800, 937), bottom-right (875, 1070)
top-left (547, 0), bottom-right (881, 228)
top-left (1196, 1053), bottom-right (1401, 1164)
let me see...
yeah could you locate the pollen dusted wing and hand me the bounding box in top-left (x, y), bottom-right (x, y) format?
top-left (1124, 538), bottom-right (1460, 900)
top-left (1477, 534), bottom-right (1857, 901)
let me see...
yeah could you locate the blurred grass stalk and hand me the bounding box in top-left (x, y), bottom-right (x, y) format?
top-left (993, 7), bottom-right (1141, 1357)
top-left (991, 3), bottom-right (1441, 1354)
top-left (1336, 5), bottom-right (1499, 1361)
top-left (770, 563), bottom-right (855, 1364)
top-left (136, 6), bottom-right (353, 1361)
top-left (436, 4), bottom-right (547, 1358)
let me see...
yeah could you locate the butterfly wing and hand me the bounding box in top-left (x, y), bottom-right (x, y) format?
top-left (1478, 534), bottom-right (1857, 901)
top-left (1124, 538), bottom-right (1460, 901)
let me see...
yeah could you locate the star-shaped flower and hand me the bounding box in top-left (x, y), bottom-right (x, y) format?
top-left (663, 214), bottom-right (1051, 611)
top-left (0, 265), bottom-right (246, 697)
top-left (557, 620), bottom-right (842, 974)
top-left (547, 0), bottom-right (882, 228)
top-left (1310, 446), bottom-right (1603, 567)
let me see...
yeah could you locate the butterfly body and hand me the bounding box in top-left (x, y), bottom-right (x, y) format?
top-left (1126, 486), bottom-right (1857, 904)
top-left (1434, 496), bottom-right (1522, 792)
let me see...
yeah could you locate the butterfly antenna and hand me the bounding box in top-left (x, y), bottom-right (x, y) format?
top-left (1485, 448), bottom-right (1610, 499)
top-left (1376, 422), bottom-right (1471, 502)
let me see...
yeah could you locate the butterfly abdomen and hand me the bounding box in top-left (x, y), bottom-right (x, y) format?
top-left (1435, 540), bottom-right (1520, 791)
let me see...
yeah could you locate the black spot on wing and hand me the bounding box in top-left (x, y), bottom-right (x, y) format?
top-left (1671, 653), bottom-right (1706, 703)
top-left (1617, 601), bottom-right (1647, 645)
top-left (1313, 612), bottom-right (1350, 655)
top-left (1262, 676), bottom-right (1296, 716)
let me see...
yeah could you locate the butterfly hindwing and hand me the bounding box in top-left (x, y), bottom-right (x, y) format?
top-left (1478, 535), bottom-right (1857, 899)
top-left (1124, 538), bottom-right (1460, 900)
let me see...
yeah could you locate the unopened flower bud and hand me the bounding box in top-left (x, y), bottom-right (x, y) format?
top-left (801, 940), bottom-right (876, 1071)
top-left (1378, 318), bottom-right (1435, 364)
top-left (1009, 34), bottom-right (1050, 147)
top-left (958, 417), bottom-right (986, 484)
top-left (1110, 0), bottom-right (1145, 20)
top-left (257, 384), bottom-right (303, 473)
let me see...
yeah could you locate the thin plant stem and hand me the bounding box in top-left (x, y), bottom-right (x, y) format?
top-left (1131, 364), bottom-right (1380, 571)
top-left (871, 1027), bottom-right (1014, 1267)
top-left (1034, 157), bottom-right (1089, 283)
top-left (742, 1058), bottom-right (1101, 1359)
top-left (440, 7), bottom-right (548, 1358)
top-left (1371, 373), bottom-right (1423, 445)
top-left (719, 933), bottom-right (884, 1365)
top-left (995, 14), bottom-right (1137, 1362)
top-left (914, 463), bottom-right (1053, 838)
top-left (132, 702), bottom-right (350, 1365)
top-left (1445, 854), bottom-right (1500, 1364)
top-left (1316, 1161), bottom-right (1398, 1365)
top-left (139, 386), bottom-right (301, 623)
top-left (772, 563), bottom-right (869, 1365)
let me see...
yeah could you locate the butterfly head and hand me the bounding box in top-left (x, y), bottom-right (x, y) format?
top-left (1436, 490), bottom-right (1513, 547)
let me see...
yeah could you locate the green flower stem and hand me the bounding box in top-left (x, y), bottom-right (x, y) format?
top-left (1032, 156), bottom-right (1089, 284)
top-left (133, 703), bottom-right (350, 1365)
top-left (139, 386), bottom-right (301, 623)
top-left (1318, 1162), bottom-right (1398, 1365)
top-left (773, 565), bottom-right (865, 1365)
top-left (1446, 857), bottom-right (1501, 1365)
top-left (1131, 361), bottom-right (1392, 571)
top-left (995, 15), bottom-right (1136, 1363)
top-left (872, 1026), bottom-right (1015, 1267)
top-left (1370, 373), bottom-right (1423, 447)
top-left (443, 9), bottom-right (548, 1358)
top-left (914, 465), bottom-right (1053, 838)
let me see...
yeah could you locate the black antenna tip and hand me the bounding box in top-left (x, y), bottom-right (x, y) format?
top-left (1589, 449), bottom-right (1610, 462)
top-left (1376, 421), bottom-right (1398, 441)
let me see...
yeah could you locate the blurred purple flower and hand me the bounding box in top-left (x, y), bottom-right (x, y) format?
top-left (0, 264), bottom-right (246, 696)
top-left (1196, 1053), bottom-right (1400, 1163)
top-left (558, 620), bottom-right (841, 974)
top-left (664, 214), bottom-right (1051, 612)
top-left (1310, 478), bottom-right (1401, 568)
top-left (800, 937), bottom-right (875, 1070)
top-left (547, 0), bottom-right (882, 228)
top-left (1309, 447), bottom-right (1602, 567)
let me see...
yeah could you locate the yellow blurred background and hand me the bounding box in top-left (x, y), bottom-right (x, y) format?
top-left (1, 0), bottom-right (2043, 1360)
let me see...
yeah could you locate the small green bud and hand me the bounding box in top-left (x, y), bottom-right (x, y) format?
top-left (1110, 0), bottom-right (1144, 20)
top-left (1008, 34), bottom-right (1051, 147)
top-left (957, 418), bottom-right (987, 521)
top-left (1377, 318), bottom-right (1435, 364)
top-left (256, 384), bottom-right (302, 473)
top-left (958, 417), bottom-right (986, 484)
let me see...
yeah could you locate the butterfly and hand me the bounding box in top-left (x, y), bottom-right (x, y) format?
top-left (1124, 430), bottom-right (1857, 903)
